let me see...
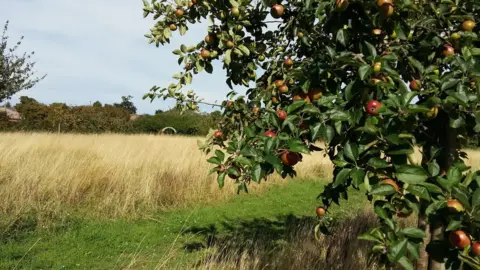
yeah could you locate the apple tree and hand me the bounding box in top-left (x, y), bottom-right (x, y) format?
top-left (141, 0), bottom-right (480, 268)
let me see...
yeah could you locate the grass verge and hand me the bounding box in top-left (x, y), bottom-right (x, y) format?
top-left (1, 179), bottom-right (377, 269)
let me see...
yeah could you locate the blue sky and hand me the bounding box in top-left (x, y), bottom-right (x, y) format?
top-left (0, 0), bottom-right (247, 114)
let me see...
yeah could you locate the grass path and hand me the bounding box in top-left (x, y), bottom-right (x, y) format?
top-left (0, 179), bottom-right (368, 269)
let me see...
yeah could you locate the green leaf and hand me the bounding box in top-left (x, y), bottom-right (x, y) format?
top-left (401, 227), bottom-right (426, 239)
top-left (441, 79), bottom-right (460, 91)
top-left (321, 125), bottom-right (335, 144)
top-left (358, 232), bottom-right (381, 242)
top-left (445, 219), bottom-right (462, 231)
top-left (374, 204), bottom-right (389, 219)
top-left (173, 49), bottom-right (183, 55)
top-left (234, 157), bottom-right (252, 166)
top-left (179, 24), bottom-right (186, 35)
top-left (336, 28), bottom-right (348, 46)
top-left (450, 116), bottom-right (465, 128)
top-left (421, 182), bottom-right (443, 194)
top-left (180, 44), bottom-right (187, 53)
top-left (333, 168), bottom-right (351, 187)
top-left (287, 100), bottom-right (306, 114)
top-left (446, 167), bottom-right (462, 183)
top-left (398, 256), bottom-right (414, 270)
top-left (238, 44), bottom-right (250, 56)
top-left (264, 154), bottom-right (281, 166)
top-left (310, 123), bottom-right (322, 141)
top-left (370, 184), bottom-right (397, 196)
top-left (251, 164), bottom-right (262, 182)
top-left (368, 157), bottom-right (389, 169)
top-left (473, 188), bottom-right (480, 208)
top-left (224, 49), bottom-right (232, 65)
top-left (344, 141), bottom-right (358, 163)
top-left (215, 150), bottom-right (225, 161)
top-left (358, 64), bottom-right (371, 80)
top-left (387, 239), bottom-right (408, 263)
top-left (350, 168), bottom-right (365, 187)
top-left (364, 41), bottom-right (377, 58)
top-left (207, 156), bottom-right (222, 165)
top-left (217, 172), bottom-right (226, 188)
top-left (396, 165), bottom-right (428, 184)
top-left (427, 161), bottom-right (440, 176)
top-left (408, 56), bottom-right (424, 74)
top-left (407, 185), bottom-right (431, 201)
top-left (287, 139), bottom-right (310, 154)
top-left (407, 242), bottom-right (420, 260)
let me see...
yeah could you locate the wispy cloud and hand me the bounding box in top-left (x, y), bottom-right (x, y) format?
top-left (0, 0), bottom-right (245, 113)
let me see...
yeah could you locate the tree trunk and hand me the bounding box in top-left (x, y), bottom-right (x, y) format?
top-left (417, 109), bottom-right (456, 270)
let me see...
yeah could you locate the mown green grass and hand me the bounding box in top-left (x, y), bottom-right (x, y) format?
top-left (0, 179), bottom-right (368, 269)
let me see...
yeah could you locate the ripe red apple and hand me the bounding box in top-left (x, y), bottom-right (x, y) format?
top-left (214, 130), bottom-right (223, 139)
top-left (449, 230), bottom-right (471, 249)
top-left (377, 0), bottom-right (392, 7)
top-left (447, 199), bottom-right (465, 213)
top-left (231, 7), bottom-right (240, 18)
top-left (264, 130), bottom-right (276, 137)
top-left (293, 93), bottom-right (311, 104)
top-left (281, 151), bottom-right (300, 166)
top-left (205, 34), bottom-right (215, 45)
top-left (226, 40), bottom-right (234, 49)
top-left (284, 58), bottom-right (293, 67)
top-left (366, 100), bottom-right (382, 115)
top-left (279, 85), bottom-right (289, 93)
top-left (462, 20), bottom-right (475, 32)
top-left (472, 242), bottom-right (480, 257)
top-left (336, 0), bottom-right (349, 11)
top-left (373, 62), bottom-right (381, 73)
top-left (274, 80), bottom-right (284, 88)
top-left (297, 32), bottom-right (304, 38)
top-left (443, 44), bottom-right (455, 56)
top-left (200, 49), bottom-right (211, 59)
top-left (276, 109), bottom-right (287, 121)
top-left (270, 4), bottom-right (284, 19)
top-left (169, 24), bottom-right (177, 31)
top-left (409, 80), bottom-right (421, 90)
top-left (308, 88), bottom-right (323, 101)
top-left (316, 207), bottom-right (326, 216)
top-left (175, 8), bottom-right (184, 18)
top-left (382, 179), bottom-right (400, 192)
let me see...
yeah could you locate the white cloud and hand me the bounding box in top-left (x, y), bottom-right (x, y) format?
top-left (0, 0), bottom-right (244, 113)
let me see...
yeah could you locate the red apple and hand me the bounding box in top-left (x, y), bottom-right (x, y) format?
top-left (443, 44), bottom-right (455, 56)
top-left (409, 80), bottom-right (422, 90)
top-left (175, 8), bottom-right (184, 18)
top-left (279, 85), bottom-right (289, 93)
top-left (200, 49), bottom-right (211, 59)
top-left (169, 24), bottom-right (177, 31)
top-left (281, 151), bottom-right (300, 166)
top-left (472, 242), bottom-right (480, 257)
top-left (231, 7), bottom-right (240, 18)
top-left (270, 4), bottom-right (284, 19)
top-left (276, 109), bottom-right (287, 121)
top-left (205, 34), bottom-right (215, 45)
top-left (461, 20), bottom-right (475, 32)
top-left (214, 130), bottom-right (223, 139)
top-left (366, 100), bottom-right (382, 115)
top-left (316, 207), bottom-right (326, 216)
top-left (264, 130), bottom-right (276, 137)
top-left (274, 80), bottom-right (284, 88)
top-left (284, 58), bottom-right (293, 67)
top-left (449, 230), bottom-right (471, 249)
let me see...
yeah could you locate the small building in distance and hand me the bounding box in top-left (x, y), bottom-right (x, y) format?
top-left (0, 107), bottom-right (21, 122)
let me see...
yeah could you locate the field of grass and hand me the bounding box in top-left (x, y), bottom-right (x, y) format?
top-left (1, 132), bottom-right (479, 269)
top-left (0, 133), bottom-right (332, 219)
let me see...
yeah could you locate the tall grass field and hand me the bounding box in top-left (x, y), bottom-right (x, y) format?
top-left (1, 132), bottom-right (479, 269)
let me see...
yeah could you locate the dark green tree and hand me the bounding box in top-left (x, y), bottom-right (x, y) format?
top-left (0, 21), bottom-right (46, 102)
top-left (114, 95), bottom-right (137, 114)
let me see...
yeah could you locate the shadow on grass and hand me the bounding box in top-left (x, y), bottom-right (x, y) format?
top-left (181, 211), bottom-right (392, 270)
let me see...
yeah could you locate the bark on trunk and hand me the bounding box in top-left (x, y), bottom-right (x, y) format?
top-left (417, 110), bottom-right (456, 270)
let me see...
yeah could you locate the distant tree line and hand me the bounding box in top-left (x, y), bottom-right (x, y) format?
top-left (0, 96), bottom-right (222, 135)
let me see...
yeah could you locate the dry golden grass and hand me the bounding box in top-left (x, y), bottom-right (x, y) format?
top-left (0, 132), bottom-right (332, 218)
